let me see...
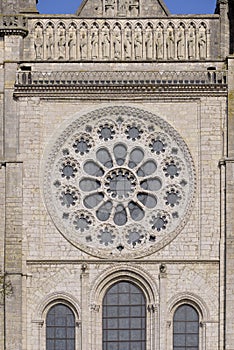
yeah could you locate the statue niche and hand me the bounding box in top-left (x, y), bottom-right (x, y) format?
top-left (104, 0), bottom-right (140, 17)
top-left (101, 27), bottom-right (111, 59)
top-left (155, 27), bottom-right (163, 59)
top-left (145, 27), bottom-right (153, 60)
top-left (34, 24), bottom-right (43, 60)
top-left (198, 27), bottom-right (207, 59)
top-left (46, 24), bottom-right (54, 60)
top-left (104, 0), bottom-right (115, 16)
top-left (113, 27), bottom-right (121, 59)
top-left (177, 26), bottom-right (185, 60)
top-left (91, 26), bottom-right (99, 59)
top-left (187, 27), bottom-right (195, 60)
top-left (166, 27), bottom-right (175, 60)
top-left (134, 29), bottom-right (143, 59)
top-left (80, 29), bottom-right (88, 60)
top-left (129, 0), bottom-right (139, 16)
top-left (124, 28), bottom-right (132, 59)
top-left (58, 25), bottom-right (66, 60)
top-left (68, 26), bottom-right (77, 60)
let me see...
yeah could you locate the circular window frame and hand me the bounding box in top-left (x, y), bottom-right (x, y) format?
top-left (42, 106), bottom-right (196, 258)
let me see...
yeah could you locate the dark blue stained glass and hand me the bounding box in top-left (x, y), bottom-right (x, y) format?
top-left (103, 281), bottom-right (146, 350)
top-left (46, 303), bottom-right (75, 350)
top-left (173, 304), bottom-right (199, 350)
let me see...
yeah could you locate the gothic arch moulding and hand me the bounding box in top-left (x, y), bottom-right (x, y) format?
top-left (89, 264), bottom-right (159, 307)
top-left (167, 292), bottom-right (210, 321)
top-left (35, 291), bottom-right (81, 321)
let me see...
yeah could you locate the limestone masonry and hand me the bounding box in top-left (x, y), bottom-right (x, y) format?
top-left (0, 0), bottom-right (234, 349)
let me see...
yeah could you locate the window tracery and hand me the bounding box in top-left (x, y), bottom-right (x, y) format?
top-left (43, 106), bottom-right (196, 258)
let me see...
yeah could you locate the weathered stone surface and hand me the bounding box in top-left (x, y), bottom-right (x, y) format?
top-left (77, 0), bottom-right (170, 18)
top-left (0, 0), bottom-right (234, 350)
top-left (0, 0), bottom-right (38, 14)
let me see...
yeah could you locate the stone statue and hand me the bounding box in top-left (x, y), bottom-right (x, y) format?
top-left (129, 0), bottom-right (139, 16)
top-left (58, 30), bottom-right (66, 59)
top-left (177, 28), bottom-right (185, 60)
top-left (145, 30), bottom-right (153, 60)
top-left (155, 31), bottom-right (163, 59)
top-left (68, 32), bottom-right (76, 60)
top-left (102, 30), bottom-right (110, 59)
top-left (198, 31), bottom-right (206, 59)
top-left (105, 0), bottom-right (115, 16)
top-left (124, 30), bottom-right (132, 59)
top-left (166, 30), bottom-right (174, 59)
top-left (134, 31), bottom-right (142, 59)
top-left (80, 31), bottom-right (88, 59)
top-left (91, 30), bottom-right (99, 59)
top-left (188, 30), bottom-right (195, 59)
top-left (113, 30), bottom-right (121, 59)
top-left (34, 28), bottom-right (43, 60)
top-left (46, 31), bottom-right (54, 60)
top-left (119, 0), bottom-right (129, 15)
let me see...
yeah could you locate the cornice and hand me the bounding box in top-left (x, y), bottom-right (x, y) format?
top-left (13, 83), bottom-right (227, 99)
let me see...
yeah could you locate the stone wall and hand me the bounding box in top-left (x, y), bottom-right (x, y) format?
top-left (0, 1), bottom-right (232, 349)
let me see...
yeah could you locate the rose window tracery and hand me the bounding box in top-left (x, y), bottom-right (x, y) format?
top-left (43, 106), bottom-right (196, 258)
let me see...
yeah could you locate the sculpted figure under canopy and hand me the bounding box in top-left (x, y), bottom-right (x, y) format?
top-left (198, 31), bottom-right (207, 59)
top-left (46, 30), bottom-right (54, 60)
top-left (102, 30), bottom-right (110, 59)
top-left (80, 31), bottom-right (88, 59)
top-left (166, 30), bottom-right (174, 59)
top-left (177, 28), bottom-right (185, 60)
top-left (124, 30), bottom-right (132, 59)
top-left (130, 0), bottom-right (139, 16)
top-left (58, 30), bottom-right (66, 59)
top-left (119, 0), bottom-right (129, 15)
top-left (188, 30), bottom-right (195, 59)
top-left (155, 30), bottom-right (163, 59)
top-left (145, 30), bottom-right (153, 60)
top-left (34, 28), bottom-right (43, 59)
top-left (113, 30), bottom-right (121, 59)
top-left (68, 32), bottom-right (76, 60)
top-left (105, 0), bottom-right (115, 16)
top-left (91, 30), bottom-right (99, 58)
top-left (134, 31), bottom-right (142, 59)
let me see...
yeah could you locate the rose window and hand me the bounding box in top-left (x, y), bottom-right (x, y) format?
top-left (43, 106), bottom-right (196, 258)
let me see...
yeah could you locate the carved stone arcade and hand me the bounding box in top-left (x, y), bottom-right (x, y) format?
top-left (31, 19), bottom-right (210, 61)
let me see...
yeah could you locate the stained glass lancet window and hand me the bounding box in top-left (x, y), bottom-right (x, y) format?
top-left (46, 303), bottom-right (75, 350)
top-left (173, 304), bottom-right (199, 350)
top-left (102, 281), bottom-right (146, 350)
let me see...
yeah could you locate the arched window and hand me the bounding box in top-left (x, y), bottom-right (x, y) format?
top-left (173, 304), bottom-right (199, 350)
top-left (46, 303), bottom-right (75, 350)
top-left (102, 281), bottom-right (146, 350)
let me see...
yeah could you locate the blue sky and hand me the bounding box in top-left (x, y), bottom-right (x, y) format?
top-left (37, 0), bottom-right (217, 15)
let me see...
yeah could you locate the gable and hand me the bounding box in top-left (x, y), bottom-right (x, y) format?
top-left (76, 0), bottom-right (170, 17)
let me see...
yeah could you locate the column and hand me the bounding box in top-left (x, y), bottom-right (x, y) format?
top-left (81, 264), bottom-right (90, 350)
top-left (225, 56), bottom-right (234, 349)
top-left (159, 263), bottom-right (167, 350)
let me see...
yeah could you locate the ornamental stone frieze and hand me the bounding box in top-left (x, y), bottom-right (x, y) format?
top-left (76, 0), bottom-right (170, 18)
top-left (0, 14), bottom-right (28, 37)
top-left (29, 18), bottom-right (212, 61)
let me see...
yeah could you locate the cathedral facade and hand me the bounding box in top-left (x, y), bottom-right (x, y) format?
top-left (0, 0), bottom-right (234, 349)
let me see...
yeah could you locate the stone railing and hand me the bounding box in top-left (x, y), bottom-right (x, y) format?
top-left (15, 70), bottom-right (227, 86)
top-left (0, 15), bottom-right (28, 37)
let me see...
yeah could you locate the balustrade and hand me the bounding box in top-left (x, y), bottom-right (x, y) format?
top-left (15, 70), bottom-right (227, 87)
